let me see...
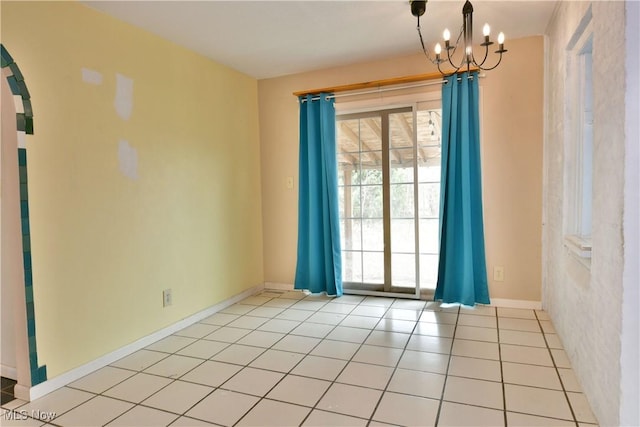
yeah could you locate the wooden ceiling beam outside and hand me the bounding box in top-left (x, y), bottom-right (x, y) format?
top-left (362, 119), bottom-right (401, 164)
top-left (339, 149), bottom-right (358, 165)
top-left (339, 122), bottom-right (381, 164)
top-left (395, 114), bottom-right (428, 164)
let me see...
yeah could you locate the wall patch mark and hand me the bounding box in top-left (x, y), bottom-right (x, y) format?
top-left (118, 139), bottom-right (138, 180)
top-left (114, 73), bottom-right (133, 120)
top-left (81, 68), bottom-right (103, 85)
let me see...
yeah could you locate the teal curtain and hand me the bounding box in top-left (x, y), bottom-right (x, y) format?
top-left (435, 72), bottom-right (490, 306)
top-left (294, 93), bottom-right (343, 296)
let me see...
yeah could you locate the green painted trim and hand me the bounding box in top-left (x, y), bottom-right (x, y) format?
top-left (16, 79), bottom-right (30, 100)
top-left (23, 99), bottom-right (33, 117)
top-left (7, 75), bottom-right (20, 95)
top-left (9, 63), bottom-right (24, 81)
top-left (18, 148), bottom-right (27, 166)
top-left (17, 148), bottom-right (46, 386)
top-left (1, 44), bottom-right (14, 68)
top-left (3, 42), bottom-right (46, 386)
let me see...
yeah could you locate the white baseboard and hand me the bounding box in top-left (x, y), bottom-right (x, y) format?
top-left (1, 364), bottom-right (17, 380)
top-left (264, 282), bottom-right (294, 291)
top-left (264, 283), bottom-right (542, 310)
top-left (490, 298), bottom-right (542, 310)
top-left (28, 284), bottom-right (263, 401)
top-left (14, 384), bottom-right (30, 402)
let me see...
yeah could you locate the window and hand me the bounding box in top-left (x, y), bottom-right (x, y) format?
top-left (337, 101), bottom-right (442, 296)
top-left (565, 13), bottom-right (593, 262)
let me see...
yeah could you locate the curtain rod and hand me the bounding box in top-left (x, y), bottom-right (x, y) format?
top-left (293, 68), bottom-right (479, 98)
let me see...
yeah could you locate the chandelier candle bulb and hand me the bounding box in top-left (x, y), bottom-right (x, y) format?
top-left (497, 32), bottom-right (506, 53)
top-left (482, 23), bottom-right (491, 45)
top-left (443, 28), bottom-right (451, 50)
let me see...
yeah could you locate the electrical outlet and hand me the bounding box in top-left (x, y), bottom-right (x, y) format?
top-left (163, 289), bottom-right (173, 307)
top-left (286, 176), bottom-right (294, 190)
top-left (493, 266), bottom-right (505, 282)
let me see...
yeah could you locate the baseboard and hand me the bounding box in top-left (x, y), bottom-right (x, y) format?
top-left (1, 364), bottom-right (17, 380)
top-left (263, 283), bottom-right (541, 310)
top-left (490, 298), bottom-right (542, 310)
top-left (14, 384), bottom-right (30, 401)
top-left (264, 282), bottom-right (294, 291)
top-left (27, 284), bottom-right (263, 401)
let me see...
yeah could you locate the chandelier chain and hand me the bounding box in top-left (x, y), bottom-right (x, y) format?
top-left (416, 15), bottom-right (437, 65)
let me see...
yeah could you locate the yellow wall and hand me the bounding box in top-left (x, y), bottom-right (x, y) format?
top-left (259, 36), bottom-right (543, 302)
top-left (2, 1), bottom-right (263, 378)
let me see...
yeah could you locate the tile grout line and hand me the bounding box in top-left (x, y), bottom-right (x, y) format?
top-left (232, 295), bottom-right (341, 427)
top-left (215, 293), bottom-right (376, 426)
top-left (171, 297), bottom-right (470, 425)
top-left (206, 295), bottom-right (310, 427)
top-left (94, 335), bottom-right (213, 425)
top-left (534, 309), bottom-right (581, 427)
top-left (433, 303), bottom-right (462, 426)
top-left (300, 297), bottom-right (396, 426)
top-left (159, 295), bottom-right (292, 426)
top-left (497, 307), bottom-right (509, 427)
top-left (62, 302), bottom-right (271, 426)
top-left (363, 301), bottom-right (425, 426)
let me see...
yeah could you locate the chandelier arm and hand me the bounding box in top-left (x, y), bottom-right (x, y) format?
top-left (476, 51), bottom-right (504, 71)
top-left (472, 44), bottom-right (490, 69)
top-left (437, 61), bottom-right (457, 78)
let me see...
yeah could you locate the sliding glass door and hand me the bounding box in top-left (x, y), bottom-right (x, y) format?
top-left (337, 103), bottom-right (441, 298)
top-left (338, 111), bottom-right (385, 291)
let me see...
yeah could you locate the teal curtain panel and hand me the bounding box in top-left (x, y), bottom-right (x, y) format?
top-left (435, 72), bottom-right (490, 306)
top-left (294, 93), bottom-right (343, 297)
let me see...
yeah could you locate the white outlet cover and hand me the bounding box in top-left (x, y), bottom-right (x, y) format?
top-left (163, 289), bottom-right (172, 307)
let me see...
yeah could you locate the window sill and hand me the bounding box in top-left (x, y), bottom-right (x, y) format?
top-left (564, 234), bottom-right (592, 260)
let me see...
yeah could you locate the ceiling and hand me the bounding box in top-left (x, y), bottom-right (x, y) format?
top-left (82, 0), bottom-right (557, 80)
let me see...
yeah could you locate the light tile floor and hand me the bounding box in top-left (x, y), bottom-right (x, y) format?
top-left (1, 291), bottom-right (599, 426)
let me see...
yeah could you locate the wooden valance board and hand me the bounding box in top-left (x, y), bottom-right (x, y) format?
top-left (293, 68), bottom-right (479, 97)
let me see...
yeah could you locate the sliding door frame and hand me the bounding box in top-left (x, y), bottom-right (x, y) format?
top-left (338, 105), bottom-right (421, 299)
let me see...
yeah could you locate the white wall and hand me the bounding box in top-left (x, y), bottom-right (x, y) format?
top-left (620, 1), bottom-right (640, 425)
top-left (543, 2), bottom-right (628, 425)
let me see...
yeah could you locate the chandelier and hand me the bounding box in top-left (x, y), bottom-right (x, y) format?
top-left (410, 0), bottom-right (507, 76)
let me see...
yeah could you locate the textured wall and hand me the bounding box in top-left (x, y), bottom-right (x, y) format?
top-left (543, 2), bottom-right (627, 425)
top-left (620, 2), bottom-right (640, 424)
